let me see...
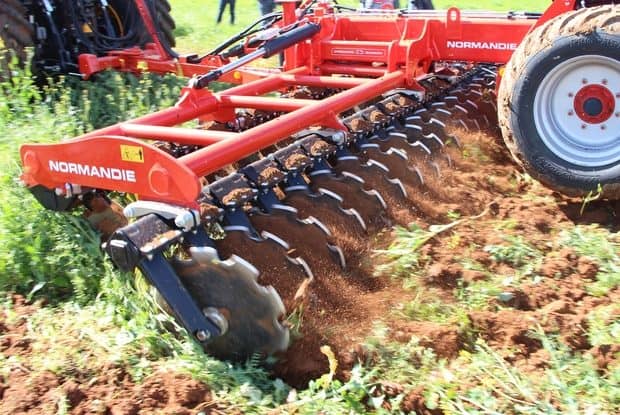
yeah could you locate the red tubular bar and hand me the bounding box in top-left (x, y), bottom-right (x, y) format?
top-left (277, 74), bottom-right (372, 88)
top-left (78, 70), bottom-right (300, 140)
top-left (180, 70), bottom-right (406, 176)
top-left (79, 69), bottom-right (368, 141)
top-left (320, 64), bottom-right (388, 77)
top-left (79, 93), bottom-right (218, 140)
top-left (118, 124), bottom-right (235, 144)
top-left (217, 96), bottom-right (315, 111)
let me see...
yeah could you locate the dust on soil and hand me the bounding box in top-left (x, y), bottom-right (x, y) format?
top-left (3, 96), bottom-right (620, 413)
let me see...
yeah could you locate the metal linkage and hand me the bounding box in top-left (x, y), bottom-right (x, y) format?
top-left (105, 214), bottom-right (225, 344)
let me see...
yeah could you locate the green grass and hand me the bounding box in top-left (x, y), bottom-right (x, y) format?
top-left (559, 226), bottom-right (620, 296)
top-left (483, 235), bottom-right (541, 268)
top-left (428, 335), bottom-right (620, 415)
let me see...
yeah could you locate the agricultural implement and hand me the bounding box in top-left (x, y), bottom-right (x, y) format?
top-left (17, 1), bottom-right (620, 359)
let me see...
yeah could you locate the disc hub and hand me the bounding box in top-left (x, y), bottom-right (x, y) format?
top-left (573, 84), bottom-right (615, 124)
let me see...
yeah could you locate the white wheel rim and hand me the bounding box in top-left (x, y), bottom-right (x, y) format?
top-left (533, 55), bottom-right (620, 167)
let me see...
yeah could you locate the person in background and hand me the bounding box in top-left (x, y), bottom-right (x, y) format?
top-left (217, 0), bottom-right (236, 24)
top-left (258, 0), bottom-right (275, 17)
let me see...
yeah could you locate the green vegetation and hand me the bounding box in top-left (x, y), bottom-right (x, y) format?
top-left (484, 235), bottom-right (540, 268)
top-left (428, 335), bottom-right (619, 415)
top-left (560, 225), bottom-right (620, 296)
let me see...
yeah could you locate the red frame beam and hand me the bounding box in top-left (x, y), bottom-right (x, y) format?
top-left (119, 124), bottom-right (234, 145)
top-left (180, 70), bottom-right (405, 176)
top-left (21, 2), bottom-right (584, 206)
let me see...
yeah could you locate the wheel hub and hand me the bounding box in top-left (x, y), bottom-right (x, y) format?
top-left (574, 84), bottom-right (615, 124)
top-left (533, 55), bottom-right (620, 167)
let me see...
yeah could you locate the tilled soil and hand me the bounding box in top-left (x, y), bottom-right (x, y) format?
top-left (0, 295), bottom-right (219, 415)
top-left (1, 120), bottom-right (619, 413)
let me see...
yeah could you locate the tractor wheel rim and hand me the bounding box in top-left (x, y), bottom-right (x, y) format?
top-left (533, 55), bottom-right (620, 168)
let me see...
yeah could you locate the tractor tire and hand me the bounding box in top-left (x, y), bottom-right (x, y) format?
top-left (108, 0), bottom-right (176, 50)
top-left (152, 0), bottom-right (176, 48)
top-left (0, 0), bottom-right (33, 70)
top-left (498, 5), bottom-right (620, 199)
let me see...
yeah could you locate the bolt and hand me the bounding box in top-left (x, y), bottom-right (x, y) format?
top-left (601, 125), bottom-right (606, 130)
top-left (616, 112), bottom-right (620, 118)
top-left (581, 124), bottom-right (587, 129)
top-left (582, 78), bottom-right (588, 84)
top-left (568, 110), bottom-right (574, 116)
top-left (602, 79), bottom-right (608, 85)
top-left (616, 93), bottom-right (620, 99)
top-left (196, 330), bottom-right (210, 342)
top-left (568, 92), bottom-right (574, 98)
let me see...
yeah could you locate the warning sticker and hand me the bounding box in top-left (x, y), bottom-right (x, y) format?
top-left (120, 145), bottom-right (145, 163)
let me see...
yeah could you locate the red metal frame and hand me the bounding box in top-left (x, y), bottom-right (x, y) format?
top-left (78, 1), bottom-right (577, 80)
top-left (21, 1), bottom-right (579, 208)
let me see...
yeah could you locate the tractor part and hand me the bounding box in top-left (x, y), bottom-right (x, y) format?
top-left (192, 23), bottom-right (321, 88)
top-left (140, 0), bottom-right (176, 49)
top-left (0, 0), bottom-right (176, 76)
top-left (0, 0), bottom-right (33, 74)
top-left (174, 247), bottom-right (289, 360)
top-left (82, 191), bottom-right (128, 241)
top-left (499, 5), bottom-right (620, 198)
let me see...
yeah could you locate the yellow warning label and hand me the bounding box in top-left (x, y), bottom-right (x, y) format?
top-left (120, 145), bottom-right (145, 163)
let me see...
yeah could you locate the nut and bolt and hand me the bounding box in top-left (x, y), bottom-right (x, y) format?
top-left (196, 330), bottom-right (210, 342)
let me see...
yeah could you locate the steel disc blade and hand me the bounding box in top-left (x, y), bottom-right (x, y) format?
top-left (173, 247), bottom-right (289, 361)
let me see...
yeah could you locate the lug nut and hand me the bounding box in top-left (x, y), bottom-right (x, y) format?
top-left (582, 78), bottom-right (588, 84)
top-left (602, 79), bottom-right (608, 85)
top-left (568, 92), bottom-right (574, 98)
top-left (581, 124), bottom-right (587, 129)
top-left (601, 125), bottom-right (606, 130)
top-left (568, 110), bottom-right (574, 116)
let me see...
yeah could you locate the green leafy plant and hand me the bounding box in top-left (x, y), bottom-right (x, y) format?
top-left (484, 235), bottom-right (541, 268)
